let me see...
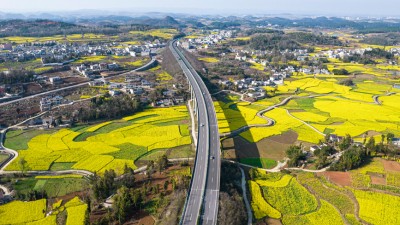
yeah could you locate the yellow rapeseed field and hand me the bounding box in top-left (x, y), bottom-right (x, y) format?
top-left (0, 199), bottom-right (47, 224)
top-left (5, 106), bottom-right (191, 173)
top-left (249, 181), bottom-right (282, 219)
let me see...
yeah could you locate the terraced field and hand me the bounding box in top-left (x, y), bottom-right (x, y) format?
top-left (216, 77), bottom-right (400, 147)
top-left (4, 106), bottom-right (192, 174)
top-left (249, 158), bottom-right (400, 225)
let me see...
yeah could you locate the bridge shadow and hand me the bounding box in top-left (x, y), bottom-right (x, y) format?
top-left (215, 92), bottom-right (262, 168)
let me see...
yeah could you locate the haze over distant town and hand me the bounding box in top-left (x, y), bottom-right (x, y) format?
top-left (1, 0), bottom-right (400, 17)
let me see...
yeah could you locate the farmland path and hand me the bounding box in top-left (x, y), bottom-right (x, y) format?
top-left (0, 58), bottom-right (156, 108)
top-left (0, 184), bottom-right (11, 195)
top-left (373, 92), bottom-right (396, 105)
top-left (239, 167), bottom-right (253, 225)
top-left (285, 109), bottom-right (326, 136)
top-left (222, 159), bottom-right (287, 173)
top-left (219, 94), bottom-right (328, 138)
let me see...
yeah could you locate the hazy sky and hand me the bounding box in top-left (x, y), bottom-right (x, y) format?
top-left (2, 0), bottom-right (399, 16)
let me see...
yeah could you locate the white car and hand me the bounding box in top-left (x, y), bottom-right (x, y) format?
top-left (200, 123), bottom-right (204, 127)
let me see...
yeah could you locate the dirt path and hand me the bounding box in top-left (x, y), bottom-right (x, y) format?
top-left (373, 92), bottom-right (395, 105)
top-left (285, 109), bottom-right (326, 136)
top-left (219, 94), bottom-right (328, 138)
top-left (239, 167), bottom-right (253, 225)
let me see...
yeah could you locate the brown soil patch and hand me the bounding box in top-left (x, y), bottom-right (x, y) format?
top-left (63, 76), bottom-right (87, 84)
top-left (222, 131), bottom-right (297, 161)
top-left (269, 130), bottom-right (298, 144)
top-left (126, 211), bottom-right (155, 225)
top-left (354, 130), bottom-right (382, 139)
top-left (46, 70), bottom-right (75, 78)
top-left (319, 171), bottom-right (352, 186)
top-left (370, 175), bottom-right (386, 185)
top-left (353, 74), bottom-right (375, 80)
top-left (383, 159), bottom-right (400, 172)
top-left (24, 83), bottom-right (43, 95)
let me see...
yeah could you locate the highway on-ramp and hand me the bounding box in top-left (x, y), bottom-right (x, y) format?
top-left (169, 40), bottom-right (220, 225)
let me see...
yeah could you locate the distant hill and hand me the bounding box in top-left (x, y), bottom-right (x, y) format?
top-left (0, 19), bottom-right (81, 37)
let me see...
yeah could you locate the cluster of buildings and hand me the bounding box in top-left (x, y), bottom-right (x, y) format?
top-left (234, 49), bottom-right (331, 76)
top-left (124, 42), bottom-right (165, 57)
top-left (0, 40), bottom-right (164, 67)
top-left (89, 73), bottom-right (185, 106)
top-left (75, 63), bottom-right (120, 78)
top-left (179, 30), bottom-right (234, 50)
top-left (219, 78), bottom-right (270, 100)
top-left (319, 47), bottom-right (399, 62)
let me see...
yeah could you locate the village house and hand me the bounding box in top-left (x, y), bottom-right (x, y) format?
top-left (392, 138), bottom-right (400, 147)
top-left (49, 76), bottom-right (63, 85)
top-left (40, 96), bottom-right (64, 111)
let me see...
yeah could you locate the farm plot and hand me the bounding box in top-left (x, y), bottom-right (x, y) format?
top-left (240, 107), bottom-right (323, 143)
top-left (261, 175), bottom-right (318, 216)
top-left (0, 199), bottom-right (47, 224)
top-left (353, 189), bottom-right (400, 225)
top-left (248, 180), bottom-right (281, 219)
top-left (215, 101), bottom-right (266, 134)
top-left (5, 106), bottom-right (191, 174)
top-left (282, 200), bottom-right (345, 225)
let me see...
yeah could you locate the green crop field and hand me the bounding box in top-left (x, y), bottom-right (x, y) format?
top-left (4, 106), bottom-right (192, 174)
top-left (239, 158), bottom-right (277, 169)
top-left (14, 177), bottom-right (87, 198)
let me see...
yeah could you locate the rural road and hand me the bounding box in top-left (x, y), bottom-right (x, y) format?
top-left (0, 58), bottom-right (157, 173)
top-left (239, 167), bottom-right (253, 225)
top-left (0, 58), bottom-right (156, 108)
top-left (170, 40), bottom-right (221, 225)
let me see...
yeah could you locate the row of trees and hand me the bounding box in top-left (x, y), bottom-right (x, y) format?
top-left (0, 70), bottom-right (35, 85)
top-left (74, 94), bottom-right (142, 122)
top-left (331, 133), bottom-right (398, 171)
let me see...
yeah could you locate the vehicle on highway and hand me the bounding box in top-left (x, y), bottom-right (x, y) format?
top-left (200, 123), bottom-right (204, 127)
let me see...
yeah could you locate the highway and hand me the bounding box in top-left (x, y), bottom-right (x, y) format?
top-left (169, 40), bottom-right (220, 225)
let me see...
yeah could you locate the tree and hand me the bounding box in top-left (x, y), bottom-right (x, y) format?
top-left (338, 79), bottom-right (354, 86)
top-left (113, 186), bottom-right (132, 224)
top-left (330, 146), bottom-right (367, 171)
top-left (339, 134), bottom-right (352, 151)
top-left (156, 154), bottom-right (169, 174)
top-left (146, 160), bottom-right (155, 179)
top-left (286, 145), bottom-right (306, 167)
top-left (366, 137), bottom-right (376, 155)
top-left (387, 133), bottom-right (395, 144)
top-left (18, 157), bottom-right (29, 176)
top-left (381, 134), bottom-right (386, 144)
